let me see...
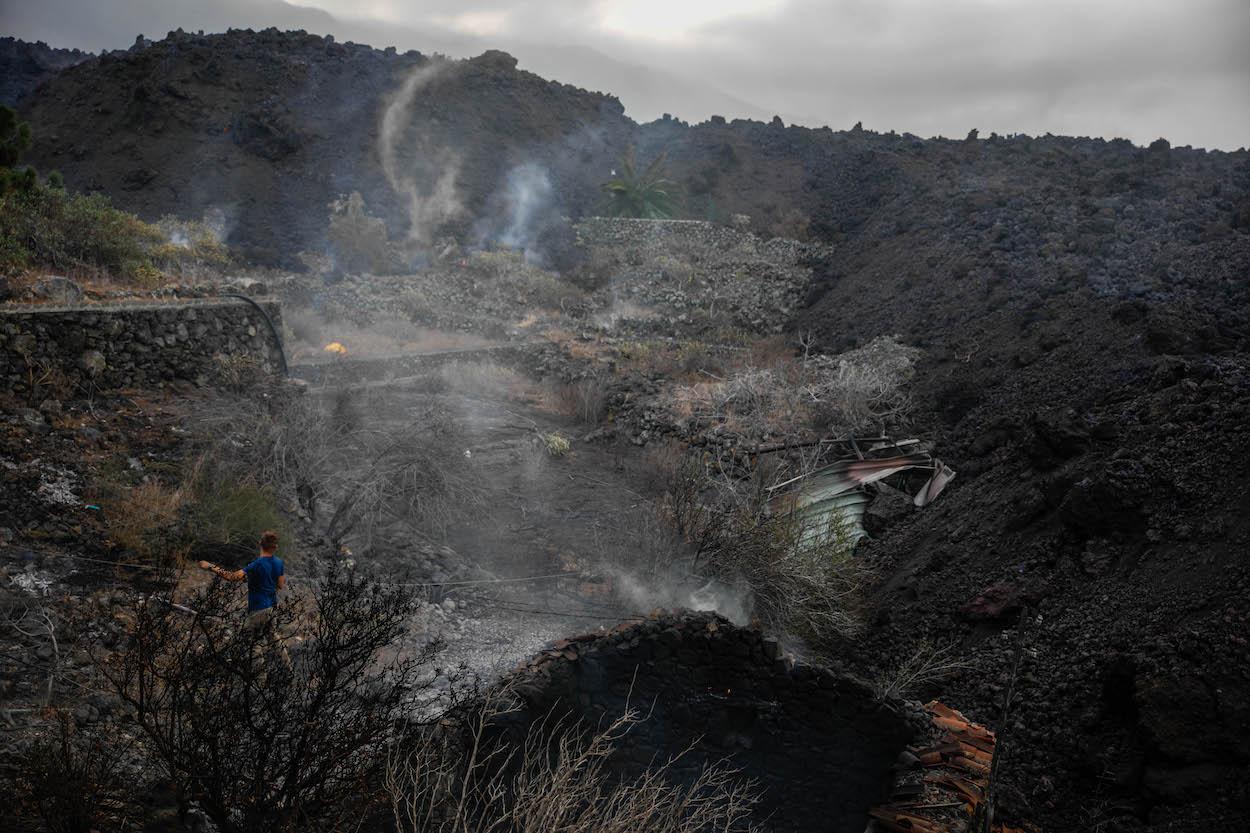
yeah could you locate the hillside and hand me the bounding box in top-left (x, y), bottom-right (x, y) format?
top-left (8, 26), bottom-right (1250, 832)
top-left (17, 29), bottom-right (635, 265)
top-left (21, 30), bottom-right (1249, 269)
top-left (0, 37), bottom-right (91, 106)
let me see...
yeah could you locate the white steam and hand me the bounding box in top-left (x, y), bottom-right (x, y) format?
top-left (498, 162), bottom-right (553, 257)
top-left (609, 568), bottom-right (754, 626)
top-left (471, 161), bottom-right (557, 265)
top-left (380, 62), bottom-right (463, 246)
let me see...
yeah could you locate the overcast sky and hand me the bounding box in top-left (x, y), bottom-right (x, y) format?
top-left (5, 0), bottom-right (1247, 149)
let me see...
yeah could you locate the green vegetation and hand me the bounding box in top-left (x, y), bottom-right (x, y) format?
top-left (325, 190), bottom-right (394, 274)
top-left (601, 148), bottom-right (680, 219)
top-left (0, 105), bottom-right (228, 282)
top-left (1, 186), bottom-right (166, 281)
top-left (95, 457), bottom-right (291, 569)
top-left (542, 431), bottom-right (571, 456)
top-left (0, 105), bottom-right (35, 192)
top-left (190, 480), bottom-right (291, 558)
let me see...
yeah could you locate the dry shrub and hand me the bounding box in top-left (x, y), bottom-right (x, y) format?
top-left (465, 250), bottom-right (585, 310)
top-left (875, 641), bottom-right (974, 700)
top-left (646, 441), bottom-right (711, 543)
top-left (211, 353), bottom-right (270, 393)
top-left (23, 356), bottom-right (74, 405)
top-left (616, 339), bottom-right (727, 382)
top-left (440, 360), bottom-right (528, 400)
top-left (546, 373), bottom-right (609, 424)
top-left (386, 687), bottom-right (760, 833)
top-left (804, 335), bottom-right (920, 433)
top-left (102, 568), bottom-right (448, 833)
top-left (650, 446), bottom-right (866, 641)
top-left (667, 335), bottom-right (919, 438)
top-left (102, 478), bottom-right (190, 567)
top-left (320, 414), bottom-right (484, 545)
top-left (542, 432), bottom-right (571, 457)
top-left (673, 367), bottom-right (810, 437)
top-left (698, 486), bottom-right (865, 642)
top-left (743, 335), bottom-right (793, 367)
top-left (98, 455), bottom-right (289, 568)
top-left (194, 389), bottom-right (485, 548)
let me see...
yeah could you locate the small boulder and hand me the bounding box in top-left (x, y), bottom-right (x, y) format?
top-left (959, 582), bottom-right (1023, 622)
top-left (17, 408), bottom-right (48, 433)
top-left (79, 350), bottom-right (107, 377)
top-left (30, 275), bottom-right (84, 304)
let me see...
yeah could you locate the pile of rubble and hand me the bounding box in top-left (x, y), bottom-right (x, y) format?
top-left (576, 217), bottom-right (827, 334)
top-left (871, 701), bottom-right (1038, 833)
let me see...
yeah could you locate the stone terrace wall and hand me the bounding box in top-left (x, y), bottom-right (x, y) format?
top-left (505, 611), bottom-right (919, 833)
top-left (575, 217), bottom-right (828, 334)
top-left (0, 299), bottom-right (284, 394)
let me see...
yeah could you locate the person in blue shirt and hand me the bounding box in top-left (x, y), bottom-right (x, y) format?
top-left (199, 529), bottom-right (286, 619)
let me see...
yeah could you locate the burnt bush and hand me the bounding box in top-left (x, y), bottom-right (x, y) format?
top-left (99, 566), bottom-right (448, 833)
top-left (11, 714), bottom-right (140, 833)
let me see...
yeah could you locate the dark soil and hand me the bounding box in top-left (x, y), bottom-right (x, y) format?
top-left (10, 25), bottom-right (1250, 832)
top-left (797, 207), bottom-right (1250, 829)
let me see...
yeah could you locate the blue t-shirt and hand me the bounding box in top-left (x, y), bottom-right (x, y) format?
top-left (244, 555), bottom-right (284, 612)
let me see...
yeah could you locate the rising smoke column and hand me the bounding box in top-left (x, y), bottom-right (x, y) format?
top-left (498, 162), bottom-right (553, 254)
top-left (379, 61), bottom-right (463, 247)
top-left (471, 161), bottom-right (556, 264)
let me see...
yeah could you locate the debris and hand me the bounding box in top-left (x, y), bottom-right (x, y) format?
top-left (768, 444), bottom-right (956, 543)
top-left (914, 460), bottom-right (956, 507)
top-left (870, 701), bottom-right (1040, 833)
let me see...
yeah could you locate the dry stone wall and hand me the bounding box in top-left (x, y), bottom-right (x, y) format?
top-left (0, 299), bottom-right (284, 394)
top-left (505, 611), bottom-right (919, 833)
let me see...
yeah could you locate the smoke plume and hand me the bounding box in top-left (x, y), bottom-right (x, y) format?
top-left (471, 161), bottom-right (558, 265)
top-left (379, 61), bottom-right (463, 246)
top-left (498, 162), bottom-right (553, 254)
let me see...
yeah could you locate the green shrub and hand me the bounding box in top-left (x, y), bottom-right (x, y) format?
top-left (326, 191), bottom-right (394, 274)
top-left (0, 105), bottom-right (224, 282)
top-left (0, 186), bottom-right (230, 282)
top-left (189, 479), bottom-right (291, 561)
top-left (0, 185), bottom-right (162, 279)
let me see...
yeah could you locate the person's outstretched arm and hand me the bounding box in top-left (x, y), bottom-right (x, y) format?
top-left (198, 561), bottom-right (245, 581)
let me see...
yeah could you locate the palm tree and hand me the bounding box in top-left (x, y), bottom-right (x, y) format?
top-left (601, 148), bottom-right (680, 219)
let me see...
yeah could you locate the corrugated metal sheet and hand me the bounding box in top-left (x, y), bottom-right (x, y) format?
top-left (768, 449), bottom-right (955, 545)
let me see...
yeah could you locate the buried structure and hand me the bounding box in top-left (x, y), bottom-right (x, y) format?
top-left (504, 611), bottom-right (1026, 833)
